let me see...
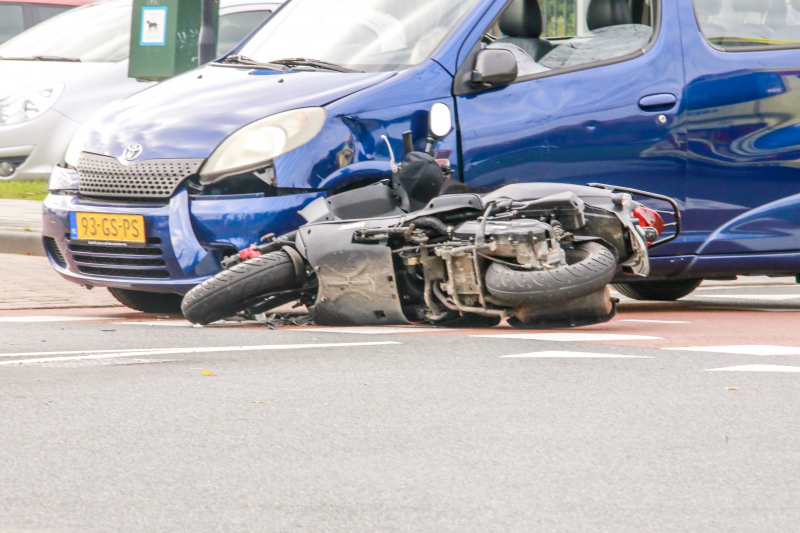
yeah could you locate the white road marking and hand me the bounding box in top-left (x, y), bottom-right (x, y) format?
top-left (0, 316), bottom-right (104, 323)
top-left (0, 341), bottom-right (401, 365)
top-left (707, 364), bottom-right (800, 372)
top-left (0, 347), bottom-right (180, 358)
top-left (696, 306), bottom-right (800, 312)
top-left (500, 351), bottom-right (652, 358)
top-left (114, 320), bottom-right (195, 327)
top-left (296, 327), bottom-right (455, 334)
top-left (34, 358), bottom-right (179, 368)
top-left (471, 333), bottom-right (661, 341)
top-left (114, 320), bottom-right (258, 327)
top-left (620, 319), bottom-right (690, 324)
top-left (694, 294), bottom-right (800, 301)
top-left (663, 345), bottom-right (800, 356)
top-left (696, 283), bottom-right (798, 290)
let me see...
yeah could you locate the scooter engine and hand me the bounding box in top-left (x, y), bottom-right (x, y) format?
top-left (452, 218), bottom-right (566, 270)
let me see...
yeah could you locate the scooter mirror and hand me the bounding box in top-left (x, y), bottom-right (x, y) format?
top-left (429, 103), bottom-right (452, 138)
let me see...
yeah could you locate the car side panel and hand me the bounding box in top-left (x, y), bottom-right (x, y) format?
top-left (679, 0), bottom-right (800, 256)
top-left (276, 61), bottom-right (459, 189)
top-left (454, 0), bottom-right (689, 260)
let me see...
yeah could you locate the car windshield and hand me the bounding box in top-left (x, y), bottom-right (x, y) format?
top-left (0, 0), bottom-right (131, 63)
top-left (237, 0), bottom-right (481, 72)
top-left (0, 4), bottom-right (25, 46)
top-left (217, 10), bottom-right (272, 56)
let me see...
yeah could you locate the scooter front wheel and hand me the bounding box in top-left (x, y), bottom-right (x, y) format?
top-left (182, 251), bottom-right (303, 325)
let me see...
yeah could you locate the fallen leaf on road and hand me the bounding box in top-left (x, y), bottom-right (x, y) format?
top-left (726, 387), bottom-right (738, 391)
top-left (201, 370), bottom-right (214, 376)
top-left (253, 401), bottom-right (270, 404)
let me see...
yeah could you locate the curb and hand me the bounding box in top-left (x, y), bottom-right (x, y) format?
top-left (0, 230), bottom-right (45, 257)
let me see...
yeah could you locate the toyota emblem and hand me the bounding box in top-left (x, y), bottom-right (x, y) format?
top-left (123, 143), bottom-right (143, 161)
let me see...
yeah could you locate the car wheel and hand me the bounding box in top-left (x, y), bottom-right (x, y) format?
top-left (108, 288), bottom-right (184, 313)
top-left (612, 279), bottom-right (703, 301)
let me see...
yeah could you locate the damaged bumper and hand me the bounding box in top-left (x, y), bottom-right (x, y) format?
top-left (42, 189), bottom-right (323, 294)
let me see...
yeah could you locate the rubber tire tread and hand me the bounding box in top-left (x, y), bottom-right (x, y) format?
top-left (108, 288), bottom-right (184, 313)
top-left (612, 278), bottom-right (702, 301)
top-left (181, 251), bottom-right (299, 325)
top-left (485, 242), bottom-right (617, 306)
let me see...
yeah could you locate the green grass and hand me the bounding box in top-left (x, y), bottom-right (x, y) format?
top-left (0, 180), bottom-right (49, 201)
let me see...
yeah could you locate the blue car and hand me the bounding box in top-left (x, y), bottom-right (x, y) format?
top-left (44, 0), bottom-right (800, 312)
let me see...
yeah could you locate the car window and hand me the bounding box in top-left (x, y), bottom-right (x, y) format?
top-left (217, 10), bottom-right (271, 56)
top-left (484, 0), bottom-right (656, 79)
top-left (693, 0), bottom-right (800, 49)
top-left (0, 0), bottom-right (130, 62)
top-left (239, 0), bottom-right (483, 72)
top-left (35, 4), bottom-right (73, 23)
top-left (0, 4), bottom-right (25, 46)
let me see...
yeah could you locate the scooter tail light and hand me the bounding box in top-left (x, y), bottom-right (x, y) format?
top-left (633, 205), bottom-right (664, 245)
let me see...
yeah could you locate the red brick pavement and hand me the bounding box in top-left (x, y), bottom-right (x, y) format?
top-left (0, 253), bottom-right (121, 310)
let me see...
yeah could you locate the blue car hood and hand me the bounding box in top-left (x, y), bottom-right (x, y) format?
top-left (82, 66), bottom-right (395, 161)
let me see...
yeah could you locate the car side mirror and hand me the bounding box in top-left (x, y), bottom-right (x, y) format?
top-left (470, 49), bottom-right (518, 87)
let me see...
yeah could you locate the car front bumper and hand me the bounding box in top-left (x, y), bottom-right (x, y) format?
top-left (42, 190), bottom-right (323, 294)
top-left (0, 109), bottom-right (81, 181)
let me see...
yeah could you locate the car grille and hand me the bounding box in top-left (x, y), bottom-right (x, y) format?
top-left (68, 237), bottom-right (170, 279)
top-left (77, 152), bottom-right (204, 199)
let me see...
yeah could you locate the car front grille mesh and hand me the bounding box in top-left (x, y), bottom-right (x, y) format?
top-left (77, 152), bottom-right (204, 199)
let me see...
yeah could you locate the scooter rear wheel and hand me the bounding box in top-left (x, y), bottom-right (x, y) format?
top-left (182, 251), bottom-right (302, 325)
top-left (484, 241), bottom-right (617, 306)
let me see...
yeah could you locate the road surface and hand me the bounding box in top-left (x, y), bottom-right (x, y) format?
top-left (1, 262), bottom-right (799, 531)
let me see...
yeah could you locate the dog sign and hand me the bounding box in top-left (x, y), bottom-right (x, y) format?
top-left (140, 6), bottom-right (167, 46)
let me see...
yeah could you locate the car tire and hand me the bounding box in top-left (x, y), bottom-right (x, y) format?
top-left (181, 251), bottom-right (302, 325)
top-left (612, 278), bottom-right (703, 301)
top-left (108, 288), bottom-right (184, 313)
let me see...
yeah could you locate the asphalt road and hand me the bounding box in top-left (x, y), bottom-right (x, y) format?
top-left (2, 280), bottom-right (800, 532)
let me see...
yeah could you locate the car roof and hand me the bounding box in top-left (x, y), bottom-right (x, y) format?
top-left (0, 0), bottom-right (95, 5)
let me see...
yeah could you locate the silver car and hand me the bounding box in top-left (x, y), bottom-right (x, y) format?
top-left (0, 0), bottom-right (281, 181)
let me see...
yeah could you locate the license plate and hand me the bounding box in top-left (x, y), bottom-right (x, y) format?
top-left (70, 212), bottom-right (145, 243)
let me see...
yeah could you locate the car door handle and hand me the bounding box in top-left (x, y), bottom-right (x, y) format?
top-left (638, 93), bottom-right (677, 111)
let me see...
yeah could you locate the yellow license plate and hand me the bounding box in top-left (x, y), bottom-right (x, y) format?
top-left (73, 212), bottom-right (145, 243)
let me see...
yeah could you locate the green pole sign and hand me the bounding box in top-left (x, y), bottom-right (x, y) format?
top-left (128, 0), bottom-right (219, 81)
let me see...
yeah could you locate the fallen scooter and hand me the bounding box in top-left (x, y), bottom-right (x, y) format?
top-left (181, 132), bottom-right (680, 328)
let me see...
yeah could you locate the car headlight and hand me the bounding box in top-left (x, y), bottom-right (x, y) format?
top-left (64, 99), bottom-right (123, 168)
top-left (200, 107), bottom-right (327, 184)
top-left (48, 165), bottom-right (80, 192)
top-left (0, 83), bottom-right (65, 126)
